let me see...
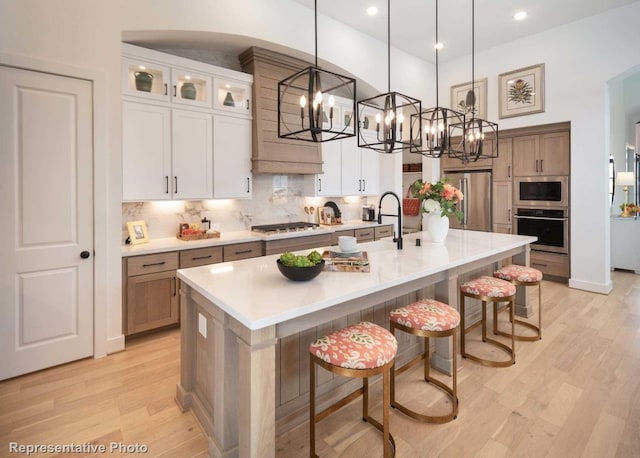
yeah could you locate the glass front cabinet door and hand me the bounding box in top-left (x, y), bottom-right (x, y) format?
top-left (171, 69), bottom-right (212, 108)
top-left (122, 57), bottom-right (171, 102)
top-left (213, 78), bottom-right (251, 116)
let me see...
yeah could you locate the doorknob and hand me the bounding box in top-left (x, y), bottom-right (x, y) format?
top-left (80, 251), bottom-right (91, 259)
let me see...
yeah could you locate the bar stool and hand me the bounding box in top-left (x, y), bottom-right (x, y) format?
top-left (309, 321), bottom-right (397, 458)
top-left (389, 299), bottom-right (460, 423)
top-left (493, 264), bottom-right (543, 341)
top-left (460, 276), bottom-right (516, 367)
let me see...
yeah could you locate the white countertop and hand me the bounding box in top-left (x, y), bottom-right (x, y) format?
top-left (121, 220), bottom-right (388, 257)
top-left (177, 230), bottom-right (536, 331)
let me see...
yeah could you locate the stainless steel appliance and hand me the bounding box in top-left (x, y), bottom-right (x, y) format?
top-left (362, 205), bottom-right (376, 221)
top-left (442, 170), bottom-right (492, 231)
top-left (514, 207), bottom-right (569, 254)
top-left (251, 222), bottom-right (319, 235)
top-left (514, 176), bottom-right (569, 207)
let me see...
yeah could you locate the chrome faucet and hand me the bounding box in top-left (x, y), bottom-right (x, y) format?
top-left (378, 191), bottom-right (403, 250)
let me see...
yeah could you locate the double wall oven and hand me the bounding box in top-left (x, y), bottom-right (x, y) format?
top-left (514, 176), bottom-right (569, 254)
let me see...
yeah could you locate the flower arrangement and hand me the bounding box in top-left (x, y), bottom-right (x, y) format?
top-left (411, 178), bottom-right (464, 221)
top-left (620, 202), bottom-right (639, 217)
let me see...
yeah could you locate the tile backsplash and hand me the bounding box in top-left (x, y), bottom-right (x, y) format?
top-left (122, 175), bottom-right (376, 241)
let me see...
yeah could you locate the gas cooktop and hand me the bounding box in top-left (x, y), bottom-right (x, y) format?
top-left (251, 222), bottom-right (319, 234)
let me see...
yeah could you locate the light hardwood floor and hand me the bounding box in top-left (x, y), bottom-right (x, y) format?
top-left (1, 271), bottom-right (639, 457)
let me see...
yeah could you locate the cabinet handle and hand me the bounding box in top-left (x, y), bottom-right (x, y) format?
top-left (318, 178), bottom-right (322, 192)
top-left (172, 276), bottom-right (177, 296)
top-left (362, 179), bottom-right (366, 192)
top-left (532, 262), bottom-right (548, 267)
top-left (358, 179), bottom-right (362, 192)
top-left (246, 99), bottom-right (250, 110)
top-left (173, 85), bottom-right (177, 97)
top-left (142, 261), bottom-right (166, 267)
top-left (508, 209), bottom-right (511, 222)
top-left (360, 232), bottom-right (371, 236)
top-left (540, 160), bottom-right (543, 173)
top-left (235, 249), bottom-right (252, 255)
top-left (164, 83), bottom-right (168, 96)
top-left (192, 255), bottom-right (212, 261)
top-left (174, 176), bottom-right (178, 194)
top-left (165, 176), bottom-right (169, 194)
top-left (507, 165), bottom-right (511, 179)
top-left (535, 160), bottom-right (538, 172)
top-left (246, 177), bottom-right (250, 193)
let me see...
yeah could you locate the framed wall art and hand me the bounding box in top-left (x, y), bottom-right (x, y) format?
top-left (498, 63), bottom-right (545, 119)
top-left (126, 220), bottom-right (150, 245)
top-left (450, 77), bottom-right (487, 119)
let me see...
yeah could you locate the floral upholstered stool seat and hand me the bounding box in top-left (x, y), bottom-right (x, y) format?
top-left (309, 321), bottom-right (397, 458)
top-left (460, 276), bottom-right (517, 368)
top-left (493, 264), bottom-right (543, 341)
top-left (389, 299), bottom-right (460, 423)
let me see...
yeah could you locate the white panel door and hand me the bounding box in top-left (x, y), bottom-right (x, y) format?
top-left (0, 66), bottom-right (94, 380)
top-left (172, 109), bottom-right (213, 200)
top-left (360, 147), bottom-right (380, 196)
top-left (213, 115), bottom-right (252, 198)
top-left (122, 101), bottom-right (171, 201)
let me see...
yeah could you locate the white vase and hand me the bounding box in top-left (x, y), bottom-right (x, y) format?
top-left (425, 213), bottom-right (449, 243)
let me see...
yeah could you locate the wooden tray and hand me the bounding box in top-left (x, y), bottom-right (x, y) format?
top-left (176, 231), bottom-right (220, 241)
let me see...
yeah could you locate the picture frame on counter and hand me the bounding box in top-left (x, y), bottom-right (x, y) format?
top-left (498, 63), bottom-right (545, 119)
top-left (127, 220), bottom-right (150, 245)
top-left (450, 77), bottom-right (487, 119)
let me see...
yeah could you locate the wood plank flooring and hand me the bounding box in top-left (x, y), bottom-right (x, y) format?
top-left (1, 271), bottom-right (639, 457)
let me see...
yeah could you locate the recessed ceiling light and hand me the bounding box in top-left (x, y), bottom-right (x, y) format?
top-left (514, 11), bottom-right (527, 21)
top-left (434, 42), bottom-right (444, 50)
top-left (366, 6), bottom-right (378, 16)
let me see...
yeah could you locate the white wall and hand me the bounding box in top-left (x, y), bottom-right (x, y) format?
top-left (0, 0), bottom-right (432, 354)
top-left (438, 1), bottom-right (640, 294)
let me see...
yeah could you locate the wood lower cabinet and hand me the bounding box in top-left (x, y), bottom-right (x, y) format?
top-left (223, 241), bottom-right (263, 261)
top-left (179, 246), bottom-right (223, 268)
top-left (331, 229), bottom-right (355, 246)
top-left (530, 251), bottom-right (570, 278)
top-left (374, 225), bottom-right (394, 239)
top-left (264, 233), bottom-right (332, 256)
top-left (124, 252), bottom-right (180, 336)
top-left (355, 227), bottom-right (374, 243)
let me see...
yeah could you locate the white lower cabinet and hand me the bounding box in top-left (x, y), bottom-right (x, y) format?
top-left (122, 101), bottom-right (212, 201)
top-left (213, 115), bottom-right (252, 199)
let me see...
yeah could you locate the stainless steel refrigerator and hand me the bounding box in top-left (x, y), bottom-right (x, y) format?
top-left (442, 170), bottom-right (492, 231)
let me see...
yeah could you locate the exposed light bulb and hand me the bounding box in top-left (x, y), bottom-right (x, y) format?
top-left (366, 6), bottom-right (378, 16)
top-left (300, 95), bottom-right (307, 108)
top-left (185, 75), bottom-right (191, 80)
top-left (389, 111), bottom-right (395, 121)
top-left (138, 66), bottom-right (146, 70)
top-left (375, 113), bottom-right (382, 124)
top-left (434, 42), bottom-right (444, 50)
top-left (397, 113), bottom-right (404, 123)
top-left (438, 122), bottom-right (444, 132)
top-left (315, 91), bottom-right (323, 105)
top-left (328, 95), bottom-right (335, 107)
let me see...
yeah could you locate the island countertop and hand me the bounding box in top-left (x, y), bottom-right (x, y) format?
top-left (177, 229), bottom-right (537, 331)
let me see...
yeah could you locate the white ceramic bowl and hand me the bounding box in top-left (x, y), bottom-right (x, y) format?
top-left (338, 236), bottom-right (358, 253)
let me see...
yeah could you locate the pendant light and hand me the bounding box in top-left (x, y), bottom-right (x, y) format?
top-left (277, 0), bottom-right (356, 143)
top-left (410, 0), bottom-right (465, 158)
top-left (357, 0), bottom-right (422, 154)
top-left (450, 0), bottom-right (498, 162)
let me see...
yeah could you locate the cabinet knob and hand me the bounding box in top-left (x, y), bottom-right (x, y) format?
top-left (80, 251), bottom-right (91, 259)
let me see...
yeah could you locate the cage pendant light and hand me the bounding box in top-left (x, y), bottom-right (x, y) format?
top-left (277, 0), bottom-right (356, 142)
top-left (450, 0), bottom-right (498, 162)
top-left (357, 0), bottom-right (421, 154)
top-left (410, 0), bottom-right (465, 158)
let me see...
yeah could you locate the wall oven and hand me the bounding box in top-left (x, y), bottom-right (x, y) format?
top-left (514, 207), bottom-right (569, 254)
top-left (514, 176), bottom-right (569, 207)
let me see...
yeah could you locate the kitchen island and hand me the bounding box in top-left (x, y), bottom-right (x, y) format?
top-left (176, 229), bottom-right (536, 458)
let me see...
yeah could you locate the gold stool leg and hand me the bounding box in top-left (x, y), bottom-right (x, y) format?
top-left (309, 357), bottom-right (317, 458)
top-left (460, 291), bottom-right (467, 358)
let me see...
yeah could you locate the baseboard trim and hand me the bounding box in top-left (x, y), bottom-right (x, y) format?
top-left (104, 334), bottom-right (125, 355)
top-left (568, 278), bottom-right (612, 295)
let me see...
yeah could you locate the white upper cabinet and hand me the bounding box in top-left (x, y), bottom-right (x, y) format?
top-left (341, 132), bottom-right (380, 196)
top-left (304, 140), bottom-right (342, 197)
top-left (213, 115), bottom-right (252, 199)
top-left (213, 77), bottom-right (252, 117)
top-left (122, 102), bottom-right (212, 201)
top-left (121, 43), bottom-right (253, 202)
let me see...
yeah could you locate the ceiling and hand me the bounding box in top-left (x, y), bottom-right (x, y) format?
top-left (291, 0), bottom-right (638, 63)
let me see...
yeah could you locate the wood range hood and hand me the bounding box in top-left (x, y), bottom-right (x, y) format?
top-left (239, 47), bottom-right (322, 175)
